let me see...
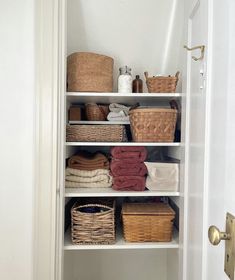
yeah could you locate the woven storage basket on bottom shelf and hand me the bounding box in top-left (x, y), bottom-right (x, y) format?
top-left (85, 103), bottom-right (109, 121)
top-left (144, 72), bottom-right (179, 93)
top-left (122, 203), bottom-right (175, 242)
top-left (66, 124), bottom-right (127, 142)
top-left (67, 52), bottom-right (114, 92)
top-left (71, 200), bottom-right (116, 244)
top-left (129, 108), bottom-right (177, 142)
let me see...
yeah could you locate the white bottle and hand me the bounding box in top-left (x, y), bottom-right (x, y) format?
top-left (118, 66), bottom-right (132, 93)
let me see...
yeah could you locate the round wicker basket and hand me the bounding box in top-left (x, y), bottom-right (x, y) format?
top-left (85, 103), bottom-right (109, 121)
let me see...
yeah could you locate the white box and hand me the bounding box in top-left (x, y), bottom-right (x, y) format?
top-left (144, 162), bottom-right (179, 191)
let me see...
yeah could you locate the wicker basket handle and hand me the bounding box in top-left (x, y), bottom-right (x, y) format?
top-left (144, 72), bottom-right (149, 80)
top-left (169, 100), bottom-right (179, 110)
top-left (175, 71), bottom-right (180, 80)
top-left (98, 105), bottom-right (107, 120)
top-left (75, 203), bottom-right (113, 212)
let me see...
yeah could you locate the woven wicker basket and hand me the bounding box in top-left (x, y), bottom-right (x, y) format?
top-left (71, 200), bottom-right (116, 244)
top-left (122, 203), bottom-right (175, 242)
top-left (66, 125), bottom-right (127, 142)
top-left (67, 52), bottom-right (114, 92)
top-left (144, 72), bottom-right (180, 93)
top-left (129, 108), bottom-right (177, 142)
top-left (85, 103), bottom-right (109, 121)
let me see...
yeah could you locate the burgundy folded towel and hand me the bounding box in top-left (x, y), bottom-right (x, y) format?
top-left (110, 160), bottom-right (147, 176)
top-left (112, 176), bottom-right (146, 191)
top-left (111, 146), bottom-right (147, 162)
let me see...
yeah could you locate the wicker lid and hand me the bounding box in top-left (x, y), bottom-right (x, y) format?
top-left (122, 203), bottom-right (175, 216)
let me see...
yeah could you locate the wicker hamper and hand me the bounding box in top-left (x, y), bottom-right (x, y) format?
top-left (67, 52), bottom-right (114, 92)
top-left (71, 200), bottom-right (116, 244)
top-left (129, 108), bottom-right (177, 142)
top-left (144, 72), bottom-right (180, 93)
top-left (66, 124), bottom-right (127, 142)
top-left (85, 103), bottom-right (109, 121)
top-left (122, 203), bottom-right (175, 242)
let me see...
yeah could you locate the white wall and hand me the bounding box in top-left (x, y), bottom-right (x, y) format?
top-left (67, 0), bottom-right (184, 91)
top-left (0, 1), bottom-right (35, 280)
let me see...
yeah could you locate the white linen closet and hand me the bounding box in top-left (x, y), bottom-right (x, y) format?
top-left (55, 1), bottom-right (203, 279)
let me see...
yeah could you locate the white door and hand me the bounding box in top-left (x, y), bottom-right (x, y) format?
top-left (184, 0), bottom-right (209, 279)
top-left (206, 0), bottom-right (235, 279)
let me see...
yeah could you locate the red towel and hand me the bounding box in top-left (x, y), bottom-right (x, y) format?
top-left (111, 146), bottom-right (147, 162)
top-left (112, 176), bottom-right (146, 191)
top-left (110, 160), bottom-right (147, 176)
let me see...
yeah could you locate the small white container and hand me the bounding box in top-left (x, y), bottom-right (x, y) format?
top-left (118, 66), bottom-right (132, 93)
top-left (144, 162), bottom-right (179, 191)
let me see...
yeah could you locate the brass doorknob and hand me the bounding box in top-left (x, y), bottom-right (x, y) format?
top-left (208, 225), bottom-right (231, 246)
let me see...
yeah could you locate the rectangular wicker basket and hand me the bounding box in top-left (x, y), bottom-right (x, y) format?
top-left (66, 124), bottom-right (127, 142)
top-left (122, 203), bottom-right (175, 242)
top-left (129, 108), bottom-right (177, 142)
top-left (71, 200), bottom-right (116, 245)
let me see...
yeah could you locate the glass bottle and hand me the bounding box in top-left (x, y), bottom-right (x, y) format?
top-left (132, 75), bottom-right (143, 93)
top-left (118, 66), bottom-right (132, 93)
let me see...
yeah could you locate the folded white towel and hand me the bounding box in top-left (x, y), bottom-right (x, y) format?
top-left (109, 103), bottom-right (130, 114)
top-left (107, 103), bottom-right (130, 121)
top-left (65, 168), bottom-right (113, 188)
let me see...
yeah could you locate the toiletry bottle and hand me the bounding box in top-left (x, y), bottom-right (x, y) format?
top-left (132, 75), bottom-right (143, 93)
top-left (118, 66), bottom-right (132, 93)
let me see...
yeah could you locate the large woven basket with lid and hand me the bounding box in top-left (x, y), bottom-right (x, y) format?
top-left (129, 107), bottom-right (177, 142)
top-left (122, 203), bottom-right (175, 242)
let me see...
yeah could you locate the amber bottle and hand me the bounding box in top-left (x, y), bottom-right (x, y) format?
top-left (132, 75), bottom-right (143, 93)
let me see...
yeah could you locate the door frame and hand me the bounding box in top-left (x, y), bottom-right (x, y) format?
top-left (34, 0), bottom-right (213, 279)
top-left (34, 0), bottom-right (65, 279)
top-left (183, 0), bottom-right (214, 279)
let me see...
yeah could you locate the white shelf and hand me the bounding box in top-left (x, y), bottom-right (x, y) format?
top-left (66, 92), bottom-right (181, 105)
top-left (64, 228), bottom-right (179, 250)
top-left (69, 121), bottom-right (130, 125)
top-left (66, 142), bottom-right (181, 147)
top-left (65, 187), bottom-right (180, 197)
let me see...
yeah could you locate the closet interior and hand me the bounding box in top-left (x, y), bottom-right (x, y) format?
top-left (61, 1), bottom-right (185, 280)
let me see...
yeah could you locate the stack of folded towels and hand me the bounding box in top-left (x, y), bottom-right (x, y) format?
top-left (65, 151), bottom-right (113, 188)
top-left (107, 103), bottom-right (130, 122)
top-left (110, 146), bottom-right (148, 191)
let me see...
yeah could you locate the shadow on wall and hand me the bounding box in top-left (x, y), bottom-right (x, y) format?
top-left (67, 0), bottom-right (184, 91)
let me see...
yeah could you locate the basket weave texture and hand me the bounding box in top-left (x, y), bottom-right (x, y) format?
top-left (129, 108), bottom-right (177, 142)
top-left (71, 200), bottom-right (116, 244)
top-left (66, 125), bottom-right (127, 142)
top-left (85, 103), bottom-right (109, 121)
top-left (144, 72), bottom-right (179, 93)
top-left (67, 52), bottom-right (114, 92)
top-left (122, 203), bottom-right (175, 242)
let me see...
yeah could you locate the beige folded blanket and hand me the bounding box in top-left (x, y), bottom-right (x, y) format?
top-left (65, 168), bottom-right (113, 188)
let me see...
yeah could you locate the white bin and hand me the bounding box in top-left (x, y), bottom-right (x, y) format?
top-left (144, 162), bottom-right (179, 191)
